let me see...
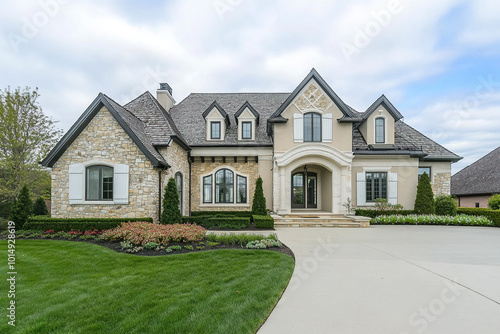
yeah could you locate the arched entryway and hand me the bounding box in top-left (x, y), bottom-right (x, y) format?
top-left (291, 169), bottom-right (317, 209)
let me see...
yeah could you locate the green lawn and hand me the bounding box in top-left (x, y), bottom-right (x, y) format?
top-left (0, 240), bottom-right (294, 334)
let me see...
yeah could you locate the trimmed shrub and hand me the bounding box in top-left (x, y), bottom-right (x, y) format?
top-left (33, 197), bottom-right (49, 216)
top-left (371, 214), bottom-right (493, 226)
top-left (23, 217), bottom-right (153, 232)
top-left (355, 209), bottom-right (415, 218)
top-left (100, 222), bottom-right (206, 245)
top-left (457, 208), bottom-right (500, 227)
top-left (435, 195), bottom-right (457, 216)
top-left (204, 217), bottom-right (250, 229)
top-left (488, 194), bottom-right (500, 210)
top-left (161, 177), bottom-right (182, 224)
top-left (190, 211), bottom-right (252, 218)
top-left (252, 215), bottom-right (274, 229)
top-left (9, 184), bottom-right (33, 229)
top-left (252, 176), bottom-right (267, 215)
top-left (182, 216), bottom-right (208, 225)
top-left (414, 173), bottom-right (435, 214)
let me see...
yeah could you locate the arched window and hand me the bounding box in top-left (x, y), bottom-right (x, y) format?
top-left (304, 112), bottom-right (321, 142)
top-left (86, 165), bottom-right (113, 200)
top-left (215, 169), bottom-right (234, 203)
top-left (175, 172), bottom-right (183, 213)
top-left (375, 118), bottom-right (385, 143)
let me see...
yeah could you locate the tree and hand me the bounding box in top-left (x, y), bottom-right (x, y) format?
top-left (435, 195), bottom-right (457, 216)
top-left (0, 86), bottom-right (61, 214)
top-left (161, 177), bottom-right (181, 224)
top-left (9, 184), bottom-right (33, 228)
top-left (414, 172), bottom-right (435, 214)
top-left (252, 176), bottom-right (267, 215)
top-left (33, 196), bottom-right (49, 216)
top-left (488, 194), bottom-right (500, 210)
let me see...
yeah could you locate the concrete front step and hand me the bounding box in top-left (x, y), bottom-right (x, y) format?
top-left (272, 214), bottom-right (371, 228)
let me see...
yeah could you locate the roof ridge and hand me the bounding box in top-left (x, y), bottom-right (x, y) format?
top-left (124, 91), bottom-right (150, 108)
top-left (102, 93), bottom-right (145, 125)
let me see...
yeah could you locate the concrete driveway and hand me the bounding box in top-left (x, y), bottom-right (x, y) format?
top-left (258, 226), bottom-right (500, 334)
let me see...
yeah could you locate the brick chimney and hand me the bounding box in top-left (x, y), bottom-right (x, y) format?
top-left (156, 83), bottom-right (175, 111)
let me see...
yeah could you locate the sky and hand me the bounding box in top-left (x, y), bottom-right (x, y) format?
top-left (1, 0), bottom-right (499, 174)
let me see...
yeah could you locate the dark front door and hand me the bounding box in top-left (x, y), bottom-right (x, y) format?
top-left (291, 172), bottom-right (317, 209)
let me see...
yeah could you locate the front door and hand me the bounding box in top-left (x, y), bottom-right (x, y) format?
top-left (291, 172), bottom-right (317, 209)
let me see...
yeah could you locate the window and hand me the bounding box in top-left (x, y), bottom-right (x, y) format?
top-left (418, 167), bottom-right (431, 181)
top-left (175, 172), bottom-right (183, 213)
top-left (203, 175), bottom-right (212, 203)
top-left (236, 175), bottom-right (247, 203)
top-left (366, 172), bottom-right (387, 202)
top-left (202, 169), bottom-right (248, 205)
top-left (304, 113), bottom-right (321, 142)
top-left (375, 118), bottom-right (385, 143)
top-left (242, 121), bottom-right (252, 139)
top-left (211, 121), bottom-right (221, 139)
top-left (215, 169), bottom-right (234, 203)
top-left (475, 202), bottom-right (480, 208)
top-left (86, 165), bottom-right (113, 201)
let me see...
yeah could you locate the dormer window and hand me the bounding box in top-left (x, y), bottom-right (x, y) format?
top-left (235, 101), bottom-right (259, 141)
top-left (242, 122), bottom-right (252, 139)
top-left (211, 121), bottom-right (221, 139)
top-left (375, 117), bottom-right (385, 143)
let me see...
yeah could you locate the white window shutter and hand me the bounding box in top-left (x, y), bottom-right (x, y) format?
top-left (69, 163), bottom-right (84, 204)
top-left (293, 113), bottom-right (303, 142)
top-left (114, 164), bottom-right (129, 204)
top-left (322, 113), bottom-right (333, 142)
top-left (388, 172), bottom-right (398, 205)
top-left (356, 172), bottom-right (366, 206)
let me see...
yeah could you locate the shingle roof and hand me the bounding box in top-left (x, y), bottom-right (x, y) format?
top-left (170, 93), bottom-right (290, 146)
top-left (102, 94), bottom-right (167, 165)
top-left (124, 91), bottom-right (188, 147)
top-left (451, 147), bottom-right (500, 196)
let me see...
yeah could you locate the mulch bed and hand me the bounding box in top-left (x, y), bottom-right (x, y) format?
top-left (8, 236), bottom-right (295, 259)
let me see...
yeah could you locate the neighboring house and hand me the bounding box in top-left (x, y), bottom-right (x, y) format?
top-left (41, 69), bottom-right (461, 222)
top-left (451, 146), bottom-right (500, 208)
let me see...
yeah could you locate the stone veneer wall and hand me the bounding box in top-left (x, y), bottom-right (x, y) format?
top-left (158, 141), bottom-right (189, 216)
top-left (432, 173), bottom-right (451, 196)
top-left (191, 159), bottom-right (258, 212)
top-left (51, 107), bottom-right (161, 222)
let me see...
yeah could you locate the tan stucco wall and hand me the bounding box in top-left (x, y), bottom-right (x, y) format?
top-left (359, 105), bottom-right (395, 145)
top-left (273, 79), bottom-right (353, 154)
top-left (51, 107), bottom-right (161, 221)
top-left (190, 159), bottom-right (258, 212)
top-left (457, 195), bottom-right (490, 208)
top-left (352, 156), bottom-right (419, 209)
top-left (419, 161), bottom-right (451, 196)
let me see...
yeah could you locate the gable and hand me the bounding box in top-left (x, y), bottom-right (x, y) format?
top-left (269, 68), bottom-right (357, 121)
top-left (41, 94), bottom-right (167, 168)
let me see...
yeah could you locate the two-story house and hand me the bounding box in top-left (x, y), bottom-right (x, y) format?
top-left (41, 69), bottom-right (461, 221)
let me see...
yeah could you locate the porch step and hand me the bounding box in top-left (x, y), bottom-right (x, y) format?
top-left (271, 214), bottom-right (371, 228)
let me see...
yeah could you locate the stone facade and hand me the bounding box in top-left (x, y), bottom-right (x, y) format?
top-left (158, 141), bottom-right (189, 216)
top-left (432, 173), bottom-right (451, 197)
top-left (191, 159), bottom-right (258, 212)
top-left (51, 107), bottom-right (162, 222)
